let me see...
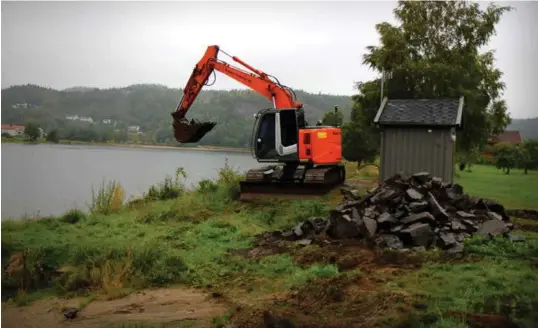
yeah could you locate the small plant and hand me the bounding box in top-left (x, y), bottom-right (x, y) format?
top-left (89, 180), bottom-right (125, 215)
top-left (144, 167), bottom-right (187, 201)
top-left (197, 179), bottom-right (219, 193)
top-left (60, 209), bottom-right (86, 224)
top-left (215, 158), bottom-right (244, 201)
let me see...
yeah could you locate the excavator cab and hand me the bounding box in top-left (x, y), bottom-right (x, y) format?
top-left (252, 108), bottom-right (305, 162)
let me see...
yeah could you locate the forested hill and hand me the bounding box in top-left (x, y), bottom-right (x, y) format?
top-left (507, 118), bottom-right (538, 140)
top-left (1, 84), bottom-right (353, 147)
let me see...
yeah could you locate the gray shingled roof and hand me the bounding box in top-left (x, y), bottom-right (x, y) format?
top-left (373, 96), bottom-right (464, 127)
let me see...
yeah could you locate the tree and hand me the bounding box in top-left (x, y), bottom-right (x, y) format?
top-left (353, 1), bottom-right (512, 153)
top-left (342, 121), bottom-right (378, 169)
top-left (24, 122), bottom-right (40, 141)
top-left (322, 107), bottom-right (344, 127)
top-left (518, 139), bottom-right (538, 174)
top-left (46, 130), bottom-right (59, 143)
top-left (493, 142), bottom-right (518, 174)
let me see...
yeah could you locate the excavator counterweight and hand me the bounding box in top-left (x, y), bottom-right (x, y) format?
top-left (171, 45), bottom-right (346, 200)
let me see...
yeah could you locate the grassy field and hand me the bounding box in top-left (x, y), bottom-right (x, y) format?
top-left (2, 163), bottom-right (538, 328)
top-left (455, 165), bottom-right (538, 210)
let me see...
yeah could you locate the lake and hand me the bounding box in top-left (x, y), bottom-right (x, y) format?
top-left (1, 143), bottom-right (261, 219)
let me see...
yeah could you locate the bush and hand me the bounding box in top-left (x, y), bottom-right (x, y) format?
top-left (60, 209), bottom-right (86, 224)
top-left (144, 167), bottom-right (187, 201)
top-left (214, 158), bottom-right (244, 202)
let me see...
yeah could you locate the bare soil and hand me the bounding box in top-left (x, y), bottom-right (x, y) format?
top-left (1, 287), bottom-right (228, 328)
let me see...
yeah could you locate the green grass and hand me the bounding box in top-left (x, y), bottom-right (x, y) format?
top-left (1, 163), bottom-right (338, 302)
top-left (455, 164), bottom-right (538, 209)
top-left (392, 232), bottom-right (538, 328)
top-left (3, 162), bottom-right (538, 327)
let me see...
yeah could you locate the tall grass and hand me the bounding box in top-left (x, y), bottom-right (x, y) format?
top-left (89, 180), bottom-right (125, 215)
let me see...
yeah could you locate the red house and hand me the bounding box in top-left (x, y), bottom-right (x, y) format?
top-left (1, 124), bottom-right (25, 137)
top-left (487, 130), bottom-right (523, 145)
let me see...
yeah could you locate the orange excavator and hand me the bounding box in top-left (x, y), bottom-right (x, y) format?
top-left (171, 45), bottom-right (346, 200)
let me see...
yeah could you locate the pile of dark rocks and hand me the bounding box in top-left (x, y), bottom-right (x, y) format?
top-left (282, 172), bottom-right (521, 253)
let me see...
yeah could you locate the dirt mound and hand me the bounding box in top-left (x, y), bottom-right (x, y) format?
top-left (265, 172), bottom-right (521, 254)
top-left (232, 275), bottom-right (412, 328)
top-left (1, 287), bottom-right (228, 328)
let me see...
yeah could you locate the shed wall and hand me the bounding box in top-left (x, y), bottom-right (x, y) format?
top-left (379, 127), bottom-right (454, 183)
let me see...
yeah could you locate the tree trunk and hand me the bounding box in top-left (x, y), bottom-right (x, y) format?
top-left (524, 167), bottom-right (528, 174)
top-left (506, 167), bottom-right (510, 175)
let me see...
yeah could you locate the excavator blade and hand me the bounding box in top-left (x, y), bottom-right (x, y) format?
top-left (238, 164), bottom-right (346, 201)
top-left (173, 119), bottom-right (216, 143)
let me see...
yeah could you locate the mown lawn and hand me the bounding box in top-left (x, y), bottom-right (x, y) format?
top-left (455, 164), bottom-right (538, 210)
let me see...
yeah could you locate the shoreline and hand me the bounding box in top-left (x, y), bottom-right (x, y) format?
top-left (1, 138), bottom-right (251, 153)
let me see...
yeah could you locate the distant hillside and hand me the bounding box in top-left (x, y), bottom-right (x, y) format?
top-left (507, 118), bottom-right (538, 140)
top-left (1, 84), bottom-right (353, 147)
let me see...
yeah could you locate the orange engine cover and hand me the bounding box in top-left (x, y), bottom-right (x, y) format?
top-left (298, 127), bottom-right (342, 164)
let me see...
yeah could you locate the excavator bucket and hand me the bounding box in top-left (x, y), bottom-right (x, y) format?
top-left (173, 119), bottom-right (216, 143)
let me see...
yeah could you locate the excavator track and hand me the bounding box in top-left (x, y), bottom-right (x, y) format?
top-left (239, 164), bottom-right (346, 201)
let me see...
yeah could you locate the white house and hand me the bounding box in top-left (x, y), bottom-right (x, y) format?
top-left (128, 125), bottom-right (140, 133)
top-left (66, 115), bottom-right (94, 123)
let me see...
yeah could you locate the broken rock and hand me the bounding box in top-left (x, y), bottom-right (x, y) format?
top-left (406, 188), bottom-right (424, 201)
top-left (477, 220), bottom-right (509, 239)
top-left (360, 216), bottom-right (377, 238)
top-left (328, 215), bottom-right (361, 239)
top-left (437, 232), bottom-right (457, 249)
top-left (375, 234), bottom-right (404, 250)
top-left (377, 212), bottom-right (398, 228)
top-left (427, 192), bottom-right (449, 221)
top-left (400, 223), bottom-right (436, 247)
top-left (401, 212), bottom-right (436, 226)
top-left (270, 171), bottom-right (515, 254)
top-left (408, 201), bottom-right (429, 213)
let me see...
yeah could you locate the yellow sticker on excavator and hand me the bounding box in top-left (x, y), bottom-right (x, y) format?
top-left (317, 132), bottom-right (327, 139)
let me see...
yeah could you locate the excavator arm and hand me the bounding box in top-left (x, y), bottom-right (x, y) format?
top-left (171, 45), bottom-right (303, 143)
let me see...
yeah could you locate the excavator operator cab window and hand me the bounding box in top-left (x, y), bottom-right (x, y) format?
top-left (254, 108), bottom-right (299, 161)
top-left (255, 111), bottom-right (277, 160)
top-left (278, 109), bottom-right (298, 147)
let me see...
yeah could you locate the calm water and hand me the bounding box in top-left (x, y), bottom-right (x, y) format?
top-left (1, 143), bottom-right (260, 219)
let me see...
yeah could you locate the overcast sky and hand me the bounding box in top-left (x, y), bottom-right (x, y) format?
top-left (2, 1), bottom-right (537, 119)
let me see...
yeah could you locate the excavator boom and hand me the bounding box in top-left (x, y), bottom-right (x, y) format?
top-left (172, 45), bottom-right (302, 143)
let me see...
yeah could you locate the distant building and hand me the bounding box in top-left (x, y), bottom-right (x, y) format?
top-left (373, 97), bottom-right (464, 184)
top-left (1, 124), bottom-right (25, 137)
top-left (11, 103), bottom-right (30, 109)
top-left (66, 115), bottom-right (94, 123)
top-left (128, 125), bottom-right (140, 133)
top-left (102, 119), bottom-right (113, 124)
top-left (487, 130), bottom-right (522, 145)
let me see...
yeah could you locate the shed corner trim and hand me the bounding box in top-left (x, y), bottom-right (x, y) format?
top-left (373, 97), bottom-right (388, 124)
top-left (455, 96), bottom-right (464, 127)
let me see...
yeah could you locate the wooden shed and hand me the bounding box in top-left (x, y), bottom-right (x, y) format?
top-left (373, 97), bottom-right (464, 183)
